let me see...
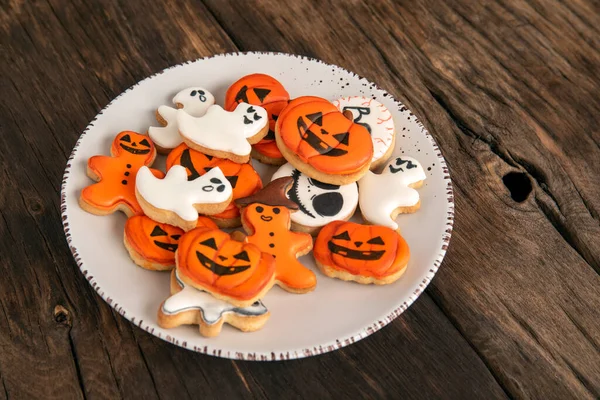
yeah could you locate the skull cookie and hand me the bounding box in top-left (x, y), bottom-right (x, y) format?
top-left (177, 102), bottom-right (269, 163)
top-left (271, 163), bottom-right (358, 234)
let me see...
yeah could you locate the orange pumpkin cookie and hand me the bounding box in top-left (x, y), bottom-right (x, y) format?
top-left (275, 96), bottom-right (374, 185)
top-left (79, 131), bottom-right (164, 217)
top-left (166, 144), bottom-right (263, 227)
top-left (313, 221), bottom-right (410, 285)
top-left (157, 270), bottom-right (270, 337)
top-left (225, 74), bottom-right (290, 165)
top-left (176, 227), bottom-right (276, 307)
top-left (124, 215), bottom-right (217, 271)
top-left (236, 177), bottom-right (316, 294)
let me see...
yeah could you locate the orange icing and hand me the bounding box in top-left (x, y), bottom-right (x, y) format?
top-left (276, 96), bottom-right (373, 175)
top-left (314, 221), bottom-right (409, 279)
top-left (81, 131), bottom-right (164, 215)
top-left (166, 144), bottom-right (262, 220)
top-left (177, 227), bottom-right (276, 301)
top-left (241, 203), bottom-right (316, 291)
top-left (225, 74), bottom-right (290, 159)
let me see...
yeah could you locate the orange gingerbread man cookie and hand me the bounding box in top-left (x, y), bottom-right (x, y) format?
top-left (313, 221), bottom-right (410, 285)
top-left (166, 143), bottom-right (263, 228)
top-left (225, 74), bottom-right (290, 165)
top-left (79, 131), bottom-right (164, 217)
top-left (275, 96), bottom-right (373, 185)
top-left (176, 227), bottom-right (277, 307)
top-left (236, 177), bottom-right (317, 294)
top-left (124, 215), bottom-right (217, 271)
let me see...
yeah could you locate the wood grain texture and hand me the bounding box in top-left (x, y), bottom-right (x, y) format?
top-left (1, 0), bottom-right (599, 398)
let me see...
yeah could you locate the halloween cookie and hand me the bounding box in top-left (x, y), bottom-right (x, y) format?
top-left (275, 96), bottom-right (373, 185)
top-left (358, 156), bottom-right (426, 231)
top-left (80, 131), bottom-right (164, 217)
top-left (158, 270), bottom-right (270, 337)
top-left (166, 144), bottom-right (263, 228)
top-left (314, 221), bottom-right (410, 284)
top-left (225, 74), bottom-right (290, 165)
top-left (177, 103), bottom-right (269, 163)
top-left (148, 87), bottom-right (215, 154)
top-left (135, 165), bottom-right (232, 231)
top-left (332, 96), bottom-right (395, 170)
top-left (271, 163), bottom-right (358, 235)
top-left (236, 177), bottom-right (317, 293)
top-left (123, 215), bottom-right (217, 271)
top-left (176, 227), bottom-right (277, 307)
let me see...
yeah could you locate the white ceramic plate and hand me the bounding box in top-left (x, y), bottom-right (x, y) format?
top-left (61, 52), bottom-right (454, 360)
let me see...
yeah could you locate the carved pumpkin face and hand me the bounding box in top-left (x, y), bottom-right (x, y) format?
top-left (225, 74), bottom-right (290, 158)
top-left (111, 131), bottom-right (155, 160)
top-left (276, 97), bottom-right (373, 175)
top-left (314, 221), bottom-right (409, 278)
top-left (166, 144), bottom-right (262, 219)
top-left (177, 228), bottom-right (276, 300)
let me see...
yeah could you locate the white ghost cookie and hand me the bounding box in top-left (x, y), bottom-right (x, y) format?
top-left (358, 156), bottom-right (426, 231)
top-left (333, 96), bottom-right (395, 169)
top-left (135, 165), bottom-right (232, 231)
top-left (272, 163), bottom-right (358, 235)
top-left (177, 102), bottom-right (269, 163)
top-left (158, 270), bottom-right (270, 337)
top-left (149, 87), bottom-right (215, 153)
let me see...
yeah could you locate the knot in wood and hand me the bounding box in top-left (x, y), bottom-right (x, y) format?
top-left (53, 305), bottom-right (72, 327)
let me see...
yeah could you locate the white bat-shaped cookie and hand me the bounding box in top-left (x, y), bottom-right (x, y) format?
top-left (135, 165), bottom-right (232, 231)
top-left (358, 156), bottom-right (426, 231)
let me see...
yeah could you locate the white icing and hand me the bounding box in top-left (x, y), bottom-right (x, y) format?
top-left (162, 271), bottom-right (268, 325)
top-left (148, 87), bottom-right (215, 150)
top-left (136, 165), bottom-right (232, 222)
top-left (358, 156), bottom-right (426, 230)
top-left (272, 163), bottom-right (358, 228)
top-left (332, 96), bottom-right (395, 164)
top-left (177, 102), bottom-right (268, 156)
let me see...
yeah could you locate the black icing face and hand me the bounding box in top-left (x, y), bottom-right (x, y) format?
top-left (327, 230), bottom-right (386, 261)
top-left (149, 225), bottom-right (180, 252)
top-left (389, 157), bottom-right (417, 174)
top-left (296, 113), bottom-right (348, 157)
top-left (201, 177), bottom-right (227, 193)
top-left (119, 134), bottom-right (151, 155)
top-left (196, 238), bottom-right (251, 276)
top-left (243, 106), bottom-right (264, 125)
top-left (190, 89), bottom-right (207, 102)
top-left (288, 170), bottom-right (344, 219)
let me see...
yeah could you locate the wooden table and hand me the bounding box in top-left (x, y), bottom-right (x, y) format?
top-left (2, 0), bottom-right (599, 398)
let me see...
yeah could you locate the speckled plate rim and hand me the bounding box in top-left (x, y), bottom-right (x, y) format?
top-left (60, 51), bottom-right (454, 361)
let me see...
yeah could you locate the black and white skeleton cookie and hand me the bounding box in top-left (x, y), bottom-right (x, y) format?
top-left (271, 163), bottom-right (358, 234)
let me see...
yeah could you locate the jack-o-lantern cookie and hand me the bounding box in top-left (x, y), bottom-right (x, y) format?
top-left (358, 156), bottom-right (426, 231)
top-left (176, 227), bottom-right (277, 307)
top-left (314, 221), bottom-right (410, 285)
top-left (332, 96), bottom-right (395, 170)
top-left (236, 177), bottom-right (316, 294)
top-left (225, 74), bottom-right (290, 165)
top-left (135, 165), bottom-right (232, 231)
top-left (271, 163), bottom-right (358, 235)
top-left (124, 215), bottom-right (217, 271)
top-left (149, 87), bottom-right (215, 154)
top-left (80, 131), bottom-right (164, 217)
top-left (166, 144), bottom-right (263, 228)
top-left (275, 96), bottom-right (373, 185)
top-left (177, 103), bottom-right (269, 163)
top-left (158, 270), bottom-right (270, 337)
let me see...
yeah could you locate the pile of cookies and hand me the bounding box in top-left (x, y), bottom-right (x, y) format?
top-left (79, 74), bottom-right (426, 337)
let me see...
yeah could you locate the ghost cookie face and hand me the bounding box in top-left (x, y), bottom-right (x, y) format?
top-left (358, 156), bottom-right (426, 231)
top-left (275, 96), bottom-right (373, 185)
top-left (158, 270), bottom-right (270, 337)
top-left (80, 131), bottom-right (164, 217)
top-left (176, 227), bottom-right (277, 307)
top-left (149, 87), bottom-right (215, 154)
top-left (123, 215), bottom-right (217, 271)
top-left (177, 103), bottom-right (269, 163)
top-left (271, 163), bottom-right (358, 235)
top-left (225, 74), bottom-right (290, 165)
top-left (166, 144), bottom-right (263, 228)
top-left (135, 165), bottom-right (233, 231)
top-left (314, 221), bottom-right (410, 285)
top-left (333, 96), bottom-right (395, 170)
